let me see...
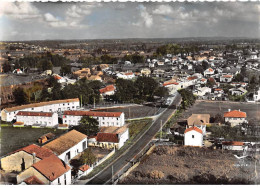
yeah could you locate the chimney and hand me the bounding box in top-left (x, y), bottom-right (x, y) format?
top-left (32, 152), bottom-right (36, 164)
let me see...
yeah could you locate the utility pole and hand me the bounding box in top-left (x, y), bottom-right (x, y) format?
top-left (129, 107), bottom-right (130, 119)
top-left (160, 120), bottom-right (162, 142)
top-left (80, 95), bottom-right (82, 108)
top-left (94, 97), bottom-right (95, 109)
top-left (111, 165), bottom-right (114, 184)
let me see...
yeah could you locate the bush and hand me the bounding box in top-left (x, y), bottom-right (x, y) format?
top-left (149, 170), bottom-right (164, 179)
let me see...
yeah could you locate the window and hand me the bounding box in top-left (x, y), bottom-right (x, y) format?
top-left (31, 108), bottom-right (34, 110)
top-left (117, 118), bottom-right (119, 120)
top-left (192, 135), bottom-right (194, 138)
top-left (65, 151), bottom-right (71, 160)
top-left (103, 117), bottom-right (105, 120)
top-left (58, 178), bottom-right (60, 185)
top-left (49, 109), bottom-right (52, 112)
top-left (63, 104), bottom-right (65, 106)
top-left (68, 103), bottom-right (69, 105)
top-left (82, 141), bottom-right (86, 150)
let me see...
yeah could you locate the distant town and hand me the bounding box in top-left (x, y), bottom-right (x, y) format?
top-left (0, 37), bottom-right (260, 185)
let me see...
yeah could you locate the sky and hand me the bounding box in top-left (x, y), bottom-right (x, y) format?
top-left (0, 1), bottom-right (259, 41)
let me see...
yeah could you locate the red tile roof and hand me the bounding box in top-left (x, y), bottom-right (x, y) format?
top-left (11, 144), bottom-right (53, 159)
top-left (222, 141), bottom-right (244, 146)
top-left (224, 110), bottom-right (246, 118)
top-left (79, 164), bottom-right (90, 172)
top-left (16, 111), bottom-right (54, 117)
top-left (54, 75), bottom-right (62, 80)
top-left (187, 76), bottom-right (198, 80)
top-left (32, 155), bottom-right (70, 182)
top-left (99, 85), bottom-right (115, 94)
top-left (64, 110), bottom-right (122, 117)
top-left (184, 126), bottom-right (203, 134)
top-left (222, 75), bottom-right (233, 78)
top-left (124, 72), bottom-right (134, 76)
top-left (4, 98), bottom-right (79, 112)
top-left (163, 82), bottom-right (179, 86)
top-left (13, 121), bottom-right (24, 125)
top-left (208, 68), bottom-right (214, 72)
top-left (23, 176), bottom-right (44, 185)
top-left (96, 133), bottom-right (119, 143)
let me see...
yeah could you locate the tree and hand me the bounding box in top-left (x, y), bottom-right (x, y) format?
top-left (178, 89), bottom-right (196, 109)
top-left (73, 116), bottom-right (99, 136)
top-left (233, 73), bottom-right (243, 82)
top-left (60, 64), bottom-right (71, 75)
top-left (134, 77), bottom-right (159, 101)
top-left (202, 61), bottom-right (209, 71)
top-left (40, 87), bottom-right (50, 101)
top-left (13, 87), bottom-right (28, 105)
top-left (2, 61), bottom-right (11, 73)
top-left (79, 148), bottom-right (96, 165)
top-left (113, 79), bottom-right (137, 102)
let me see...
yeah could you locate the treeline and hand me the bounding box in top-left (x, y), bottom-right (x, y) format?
top-left (12, 76), bottom-right (169, 106)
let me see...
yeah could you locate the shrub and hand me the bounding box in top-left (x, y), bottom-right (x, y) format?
top-left (149, 170), bottom-right (164, 179)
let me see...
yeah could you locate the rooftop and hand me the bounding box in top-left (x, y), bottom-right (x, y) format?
top-left (32, 155), bottom-right (70, 182)
top-left (96, 133), bottom-right (119, 143)
top-left (64, 110), bottom-right (123, 117)
top-left (43, 130), bottom-right (87, 155)
top-left (16, 111), bottom-right (54, 117)
top-left (3, 98), bottom-right (79, 113)
top-left (99, 85), bottom-right (115, 94)
top-left (224, 110), bottom-right (246, 118)
top-left (23, 176), bottom-right (44, 185)
top-left (99, 125), bottom-right (128, 134)
top-left (184, 126), bottom-right (203, 134)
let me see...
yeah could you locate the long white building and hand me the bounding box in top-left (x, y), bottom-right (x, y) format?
top-left (1, 98), bottom-right (80, 122)
top-left (62, 111), bottom-right (125, 127)
top-left (16, 111), bottom-right (58, 127)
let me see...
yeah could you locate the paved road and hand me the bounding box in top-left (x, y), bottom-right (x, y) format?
top-left (85, 94), bottom-right (182, 184)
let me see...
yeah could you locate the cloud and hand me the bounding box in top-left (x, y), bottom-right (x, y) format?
top-left (153, 5), bottom-right (173, 15)
top-left (0, 2), bottom-right (40, 19)
top-left (133, 4), bottom-right (153, 28)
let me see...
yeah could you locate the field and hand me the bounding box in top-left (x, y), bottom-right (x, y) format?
top-left (94, 105), bottom-right (164, 119)
top-left (0, 126), bottom-right (67, 157)
top-left (119, 145), bottom-right (258, 184)
top-left (181, 101), bottom-right (260, 125)
top-left (127, 119), bottom-right (153, 138)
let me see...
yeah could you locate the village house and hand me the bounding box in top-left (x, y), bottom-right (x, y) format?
top-left (187, 114), bottom-right (210, 135)
top-left (88, 125), bottom-right (129, 149)
top-left (116, 72), bottom-right (135, 79)
top-left (0, 144), bottom-right (54, 173)
top-left (140, 68), bottom-right (151, 76)
top-left (99, 85), bottom-right (116, 98)
top-left (204, 68), bottom-right (215, 77)
top-left (193, 87), bottom-right (211, 98)
top-left (43, 130), bottom-right (87, 163)
top-left (220, 74), bottom-right (233, 83)
top-left (15, 111), bottom-right (58, 128)
top-left (1, 98), bottom-right (80, 122)
top-left (184, 126), bottom-right (203, 147)
top-left (73, 68), bottom-right (91, 79)
top-left (224, 109), bottom-right (247, 127)
top-left (253, 88), bottom-right (260, 102)
top-left (38, 133), bottom-right (55, 144)
top-left (222, 141), bottom-right (244, 151)
top-left (17, 155), bottom-right (71, 185)
top-left (62, 111), bottom-right (125, 127)
top-left (229, 87), bottom-right (247, 96)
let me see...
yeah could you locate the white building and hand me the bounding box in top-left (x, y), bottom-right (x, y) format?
top-left (1, 98), bottom-right (80, 122)
top-left (193, 87), bottom-right (211, 97)
top-left (88, 125), bottom-right (129, 149)
top-left (253, 88), bottom-right (260, 102)
top-left (43, 130), bottom-right (87, 163)
top-left (222, 141), bottom-right (244, 151)
top-left (116, 72), bottom-right (135, 79)
top-left (16, 111), bottom-right (58, 127)
top-left (224, 109), bottom-right (247, 127)
top-left (220, 74), bottom-right (233, 83)
top-left (204, 68), bottom-right (214, 77)
top-left (99, 85), bottom-right (116, 98)
top-left (229, 87), bottom-right (247, 96)
top-left (17, 155), bottom-right (71, 185)
top-left (63, 111), bottom-right (125, 127)
top-left (184, 126), bottom-right (203, 147)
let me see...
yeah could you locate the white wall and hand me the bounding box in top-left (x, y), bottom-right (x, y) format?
top-left (118, 129), bottom-right (129, 148)
top-left (58, 138), bottom-right (87, 163)
top-left (63, 113), bottom-right (125, 127)
top-left (51, 170), bottom-right (71, 185)
top-left (225, 117), bottom-right (247, 127)
top-left (16, 113), bottom-right (58, 127)
top-left (184, 130), bottom-right (203, 147)
top-left (2, 101), bottom-right (80, 122)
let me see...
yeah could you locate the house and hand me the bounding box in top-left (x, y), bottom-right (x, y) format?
top-left (0, 144), bottom-right (54, 173)
top-left (220, 74), bottom-right (233, 83)
top-left (187, 114), bottom-right (210, 135)
top-left (153, 69), bottom-right (165, 77)
top-left (193, 87), bottom-right (211, 97)
top-left (229, 87), bottom-right (247, 96)
top-left (1, 98), bottom-right (80, 122)
top-left (157, 61), bottom-right (164, 66)
top-left (116, 72), bottom-right (135, 79)
top-left (222, 141), bottom-right (244, 151)
top-left (99, 85), bottom-right (115, 98)
top-left (87, 75), bottom-right (102, 81)
top-left (140, 68), bottom-right (151, 76)
top-left (15, 111), bottom-right (58, 128)
top-left (63, 111), bottom-right (125, 127)
top-left (73, 68), bottom-right (91, 79)
top-left (253, 88), bottom-right (260, 102)
top-left (88, 125), bottom-right (129, 149)
top-left (224, 109), bottom-right (247, 127)
top-left (184, 126), bottom-right (203, 147)
top-left (38, 133), bottom-right (55, 144)
top-left (78, 164), bottom-right (92, 177)
top-left (204, 68), bottom-right (214, 77)
top-left (17, 155), bottom-right (71, 185)
top-left (43, 130), bottom-right (87, 163)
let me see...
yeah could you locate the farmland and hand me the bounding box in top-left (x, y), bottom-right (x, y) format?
top-left (119, 145), bottom-right (258, 184)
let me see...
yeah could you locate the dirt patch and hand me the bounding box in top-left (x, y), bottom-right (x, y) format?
top-left (119, 145), bottom-right (257, 184)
